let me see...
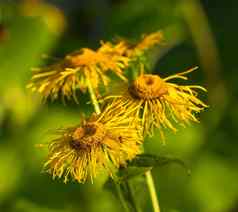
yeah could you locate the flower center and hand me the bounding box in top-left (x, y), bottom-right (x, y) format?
top-left (145, 77), bottom-right (154, 85)
top-left (70, 122), bottom-right (106, 150)
top-left (129, 74), bottom-right (168, 99)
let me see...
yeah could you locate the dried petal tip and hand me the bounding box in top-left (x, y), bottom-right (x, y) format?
top-left (126, 31), bottom-right (164, 57)
top-left (136, 31), bottom-right (164, 52)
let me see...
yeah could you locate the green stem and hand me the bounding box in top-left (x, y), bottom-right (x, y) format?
top-left (125, 181), bottom-right (142, 212)
top-left (115, 182), bottom-right (130, 212)
top-left (87, 78), bottom-right (137, 211)
top-left (141, 146), bottom-right (160, 212)
top-left (86, 78), bottom-right (101, 114)
top-left (145, 171), bottom-right (161, 212)
top-left (87, 77), bottom-right (160, 212)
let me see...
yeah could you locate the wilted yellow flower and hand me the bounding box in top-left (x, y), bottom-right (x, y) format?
top-left (99, 40), bottom-right (129, 57)
top-left (125, 31), bottom-right (164, 57)
top-left (27, 42), bottom-right (130, 103)
top-left (44, 104), bottom-right (143, 183)
top-left (106, 67), bottom-right (208, 141)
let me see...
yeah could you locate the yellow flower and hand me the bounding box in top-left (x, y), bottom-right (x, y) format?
top-left (27, 42), bottom-right (130, 103)
top-left (44, 104), bottom-right (143, 183)
top-left (106, 67), bottom-right (208, 141)
top-left (125, 31), bottom-right (164, 57)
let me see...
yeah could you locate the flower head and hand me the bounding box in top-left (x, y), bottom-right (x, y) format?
top-left (27, 42), bottom-right (130, 103)
top-left (106, 67), bottom-right (208, 141)
top-left (125, 31), bottom-right (164, 57)
top-left (44, 105), bottom-right (142, 183)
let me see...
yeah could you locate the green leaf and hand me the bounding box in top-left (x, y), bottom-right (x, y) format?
top-left (104, 154), bottom-right (190, 212)
top-left (117, 166), bottom-right (151, 182)
top-left (128, 154), bottom-right (191, 176)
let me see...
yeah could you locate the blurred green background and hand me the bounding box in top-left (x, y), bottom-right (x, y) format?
top-left (0, 0), bottom-right (237, 212)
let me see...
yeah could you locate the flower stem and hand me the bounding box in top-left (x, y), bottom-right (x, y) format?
top-left (86, 78), bottom-right (101, 114)
top-left (87, 78), bottom-right (135, 211)
top-left (87, 78), bottom-right (160, 212)
top-left (125, 181), bottom-right (142, 212)
top-left (114, 182), bottom-right (130, 212)
top-left (145, 171), bottom-right (161, 212)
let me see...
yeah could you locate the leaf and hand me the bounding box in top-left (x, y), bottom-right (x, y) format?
top-left (104, 154), bottom-right (191, 211)
top-left (117, 166), bottom-right (151, 182)
top-left (128, 154), bottom-right (191, 176)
